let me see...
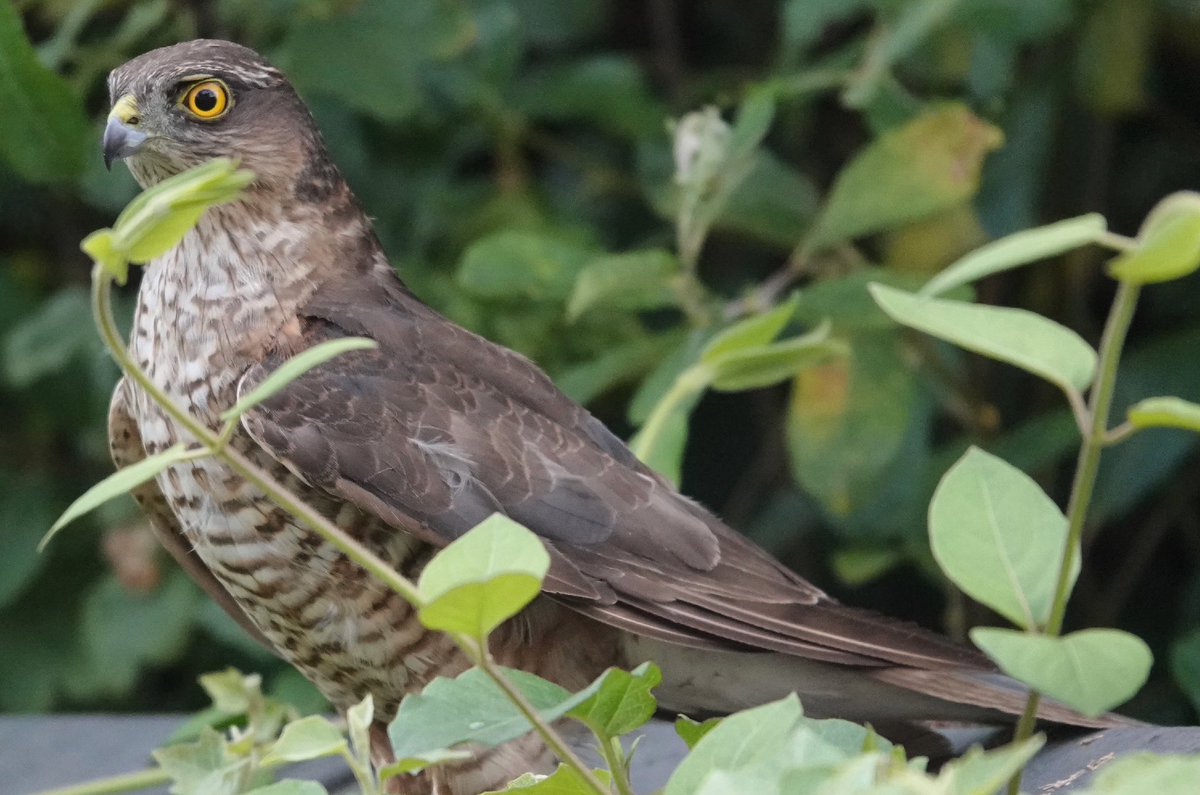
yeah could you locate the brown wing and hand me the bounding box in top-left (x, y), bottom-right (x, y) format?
top-left (237, 272), bottom-right (988, 673)
top-left (108, 381), bottom-right (274, 652)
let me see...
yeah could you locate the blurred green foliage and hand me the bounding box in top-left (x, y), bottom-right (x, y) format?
top-left (3, 0), bottom-right (1200, 724)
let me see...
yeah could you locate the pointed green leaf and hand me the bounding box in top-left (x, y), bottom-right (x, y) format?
top-left (378, 748), bottom-right (473, 781)
top-left (346, 694), bottom-right (373, 768)
top-left (664, 696), bottom-right (808, 795)
top-left (224, 338), bottom-right (378, 422)
top-left (199, 668), bottom-right (262, 715)
top-left (40, 444), bottom-right (203, 551)
top-left (566, 250), bottom-right (680, 321)
top-left (675, 715), bottom-right (722, 751)
top-left (1109, 192), bottom-right (1200, 285)
top-left (81, 230), bottom-right (129, 284)
top-left (701, 295), bottom-right (798, 364)
top-left (1126, 396), bottom-right (1200, 434)
top-left (388, 666), bottom-right (600, 760)
top-left (568, 662), bottom-right (661, 738)
top-left (708, 324), bottom-right (845, 392)
top-left (930, 447), bottom-right (1077, 630)
top-left (244, 783), bottom-right (329, 795)
top-left (112, 159), bottom-right (254, 264)
top-left (870, 282), bottom-right (1098, 394)
top-left (458, 231), bottom-right (598, 301)
top-left (921, 213), bottom-right (1108, 297)
top-left (809, 104), bottom-right (1003, 249)
top-left (1170, 628), bottom-right (1200, 714)
top-left (970, 627), bottom-right (1152, 716)
top-left (935, 737), bottom-right (1046, 795)
top-left (417, 514), bottom-right (550, 639)
top-left (261, 715), bottom-right (346, 764)
top-left (484, 765), bottom-right (613, 794)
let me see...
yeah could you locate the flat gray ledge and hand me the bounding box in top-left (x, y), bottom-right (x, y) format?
top-left (4, 715), bottom-right (1199, 794)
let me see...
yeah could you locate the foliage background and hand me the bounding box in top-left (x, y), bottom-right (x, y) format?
top-left (3, 0), bottom-right (1200, 725)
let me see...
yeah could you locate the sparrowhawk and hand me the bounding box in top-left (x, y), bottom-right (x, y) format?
top-left (102, 39), bottom-right (1121, 795)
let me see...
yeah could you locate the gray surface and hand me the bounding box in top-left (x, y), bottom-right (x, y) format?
top-left (3, 715), bottom-right (1199, 794)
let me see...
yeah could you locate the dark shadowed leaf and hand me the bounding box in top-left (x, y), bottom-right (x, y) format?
top-left (0, 2), bottom-right (90, 182)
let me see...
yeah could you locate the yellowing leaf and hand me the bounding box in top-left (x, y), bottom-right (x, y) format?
top-left (809, 104), bottom-right (1003, 250)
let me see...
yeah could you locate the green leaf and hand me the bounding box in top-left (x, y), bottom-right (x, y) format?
top-left (1169, 628), bottom-right (1200, 715)
top-left (700, 295), bottom-right (798, 365)
top-left (930, 447), bottom-right (1077, 630)
top-left (921, 213), bottom-right (1108, 297)
top-left (516, 55), bottom-right (665, 139)
top-left (708, 323), bottom-right (844, 392)
top-left (0, 2), bottom-right (90, 182)
top-left (664, 695), bottom-right (809, 795)
top-left (566, 250), bottom-right (680, 321)
top-left (378, 748), bottom-right (473, 781)
top-left (935, 737), bottom-right (1046, 795)
top-left (485, 765), bottom-right (612, 794)
top-left (112, 159), bottom-right (255, 265)
top-left (223, 338), bottom-right (378, 422)
top-left (458, 231), bottom-right (598, 301)
top-left (809, 104), bottom-right (1003, 249)
top-left (388, 666), bottom-right (597, 759)
top-left (787, 332), bottom-right (927, 525)
top-left (417, 513), bottom-right (550, 639)
top-left (262, 715), bottom-right (346, 764)
top-left (244, 782), bottom-right (329, 795)
top-left (674, 715), bottom-right (722, 751)
top-left (0, 474), bottom-right (58, 607)
top-left (970, 627), bottom-right (1152, 716)
top-left (152, 727), bottom-right (232, 794)
top-left (1126, 396), bottom-right (1200, 434)
top-left (1082, 753), bottom-right (1200, 794)
top-left (568, 662), bottom-right (661, 737)
top-left (556, 331), bottom-right (686, 405)
top-left (199, 668), bottom-right (262, 715)
top-left (346, 694), bottom-right (374, 768)
top-left (1109, 192), bottom-right (1200, 285)
top-left (81, 230), bottom-right (129, 284)
top-left (81, 572), bottom-right (201, 697)
top-left (277, 0), bottom-right (475, 123)
top-left (628, 365), bottom-right (709, 486)
top-left (2, 287), bottom-right (95, 387)
top-left (869, 282), bottom-right (1098, 394)
top-left (40, 444), bottom-right (202, 551)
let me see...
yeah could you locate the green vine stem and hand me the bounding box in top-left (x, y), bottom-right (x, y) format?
top-left (90, 265), bottom-right (611, 795)
top-left (1005, 280), bottom-right (1142, 795)
top-left (32, 768), bottom-right (171, 795)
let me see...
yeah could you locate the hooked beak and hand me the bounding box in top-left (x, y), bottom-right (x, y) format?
top-left (102, 95), bottom-right (148, 170)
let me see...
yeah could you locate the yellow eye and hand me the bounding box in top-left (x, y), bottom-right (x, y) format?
top-left (182, 80), bottom-right (229, 120)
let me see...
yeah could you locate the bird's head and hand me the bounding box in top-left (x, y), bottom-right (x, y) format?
top-left (104, 40), bottom-right (319, 190)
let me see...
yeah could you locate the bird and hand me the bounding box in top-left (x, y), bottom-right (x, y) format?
top-left (102, 39), bottom-right (1123, 794)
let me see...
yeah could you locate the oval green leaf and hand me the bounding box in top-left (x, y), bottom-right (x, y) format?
top-left (1109, 192), bottom-right (1200, 285)
top-left (262, 715), bottom-right (346, 764)
top-left (566, 249), bottom-right (680, 321)
top-left (970, 627), bottom-right (1152, 717)
top-left (921, 213), bottom-right (1108, 297)
top-left (869, 282), bottom-right (1098, 394)
top-left (930, 447), bottom-right (1076, 630)
top-left (416, 513), bottom-right (550, 639)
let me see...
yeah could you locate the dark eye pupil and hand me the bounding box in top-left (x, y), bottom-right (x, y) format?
top-left (194, 89), bottom-right (218, 111)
